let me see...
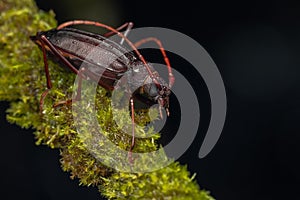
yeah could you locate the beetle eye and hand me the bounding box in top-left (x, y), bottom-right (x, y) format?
top-left (148, 84), bottom-right (158, 97)
top-left (158, 89), bottom-right (164, 96)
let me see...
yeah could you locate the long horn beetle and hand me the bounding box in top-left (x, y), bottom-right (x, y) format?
top-left (30, 20), bottom-right (175, 162)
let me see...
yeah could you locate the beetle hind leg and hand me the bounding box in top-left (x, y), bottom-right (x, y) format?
top-left (39, 39), bottom-right (52, 114)
top-left (53, 67), bottom-right (86, 108)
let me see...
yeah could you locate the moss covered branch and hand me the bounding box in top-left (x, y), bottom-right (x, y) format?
top-left (0, 0), bottom-right (214, 199)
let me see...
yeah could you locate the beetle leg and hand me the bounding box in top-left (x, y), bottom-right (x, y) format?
top-left (120, 22), bottom-right (134, 45)
top-left (53, 67), bottom-right (86, 108)
top-left (74, 67), bottom-right (85, 101)
top-left (134, 37), bottom-right (175, 88)
top-left (39, 35), bottom-right (82, 108)
top-left (40, 35), bottom-right (79, 74)
top-left (39, 39), bottom-right (52, 113)
top-left (103, 22), bottom-right (134, 45)
top-left (128, 97), bottom-right (135, 164)
top-left (41, 40), bottom-right (52, 89)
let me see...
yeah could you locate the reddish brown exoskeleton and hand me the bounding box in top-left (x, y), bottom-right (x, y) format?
top-left (30, 20), bottom-right (175, 162)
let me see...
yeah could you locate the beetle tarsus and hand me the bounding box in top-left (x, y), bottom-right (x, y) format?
top-left (53, 99), bottom-right (73, 108)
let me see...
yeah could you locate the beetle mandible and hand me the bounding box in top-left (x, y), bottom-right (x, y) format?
top-left (30, 20), bottom-right (175, 162)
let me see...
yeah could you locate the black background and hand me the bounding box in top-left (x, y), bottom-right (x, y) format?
top-left (1, 0), bottom-right (300, 199)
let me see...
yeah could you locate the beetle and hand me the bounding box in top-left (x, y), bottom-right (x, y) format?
top-left (30, 20), bottom-right (175, 162)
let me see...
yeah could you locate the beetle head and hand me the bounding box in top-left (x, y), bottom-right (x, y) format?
top-left (140, 80), bottom-right (171, 119)
top-left (143, 74), bottom-right (171, 119)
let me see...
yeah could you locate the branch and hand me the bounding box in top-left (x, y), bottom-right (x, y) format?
top-left (0, 0), bottom-right (214, 199)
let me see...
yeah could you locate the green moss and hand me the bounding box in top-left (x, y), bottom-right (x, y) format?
top-left (0, 0), bottom-right (214, 199)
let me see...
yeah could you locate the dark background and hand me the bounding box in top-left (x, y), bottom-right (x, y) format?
top-left (1, 0), bottom-right (300, 199)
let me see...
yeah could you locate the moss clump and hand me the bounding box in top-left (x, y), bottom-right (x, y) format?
top-left (0, 0), bottom-right (214, 199)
